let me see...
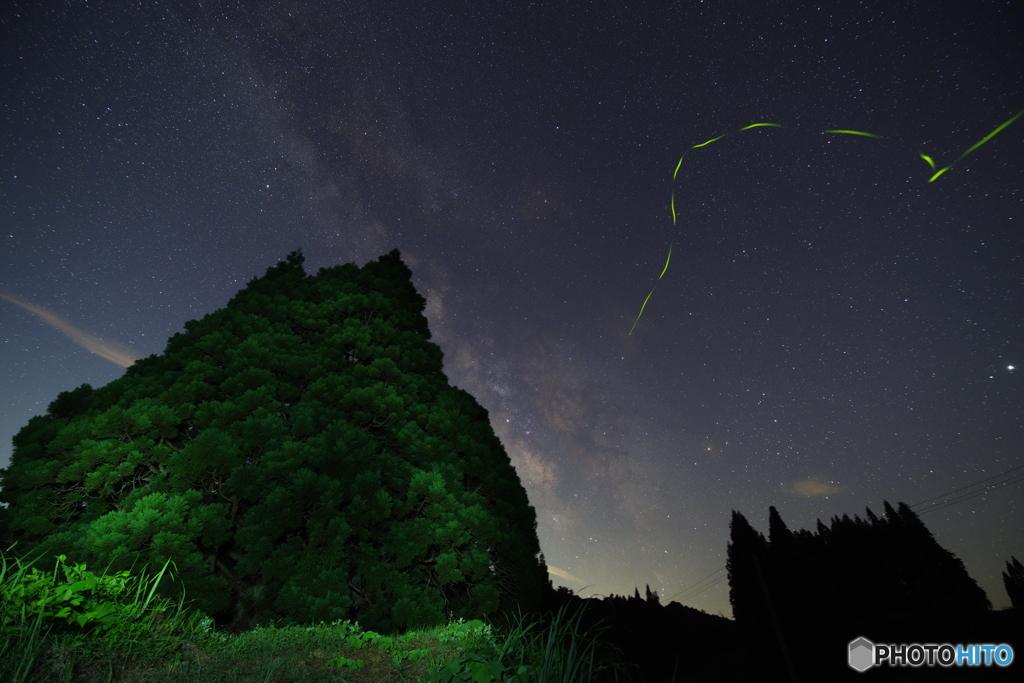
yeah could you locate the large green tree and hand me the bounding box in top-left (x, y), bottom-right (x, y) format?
top-left (0, 250), bottom-right (549, 634)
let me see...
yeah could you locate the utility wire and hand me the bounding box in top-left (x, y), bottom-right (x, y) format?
top-left (666, 565), bottom-right (726, 604)
top-left (914, 472), bottom-right (1024, 515)
top-left (672, 574), bottom-right (729, 603)
top-left (911, 462), bottom-right (1024, 515)
top-left (910, 463), bottom-right (1024, 509)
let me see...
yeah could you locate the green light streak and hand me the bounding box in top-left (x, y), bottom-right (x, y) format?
top-left (659, 244), bottom-right (672, 280)
top-left (636, 109), bottom-right (1022, 334)
top-left (825, 129), bottom-right (881, 138)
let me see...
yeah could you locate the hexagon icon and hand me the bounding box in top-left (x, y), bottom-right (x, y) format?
top-left (848, 637), bottom-right (875, 672)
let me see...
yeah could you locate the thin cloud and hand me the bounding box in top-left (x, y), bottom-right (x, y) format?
top-left (0, 292), bottom-right (137, 368)
top-left (784, 477), bottom-right (841, 498)
top-left (547, 565), bottom-right (587, 585)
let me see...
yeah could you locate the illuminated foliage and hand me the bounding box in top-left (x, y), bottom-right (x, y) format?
top-left (0, 250), bottom-right (548, 635)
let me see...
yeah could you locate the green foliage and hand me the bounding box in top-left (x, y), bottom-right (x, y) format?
top-left (0, 248), bottom-right (548, 637)
top-left (424, 652), bottom-right (534, 683)
top-left (326, 654), bottom-right (367, 670)
top-left (417, 617), bottom-right (534, 683)
top-left (420, 603), bottom-right (625, 683)
top-left (0, 545), bottom-right (206, 683)
top-left (320, 619), bottom-right (436, 670)
top-left (1, 550), bottom-right (614, 683)
top-left (0, 552), bottom-right (138, 638)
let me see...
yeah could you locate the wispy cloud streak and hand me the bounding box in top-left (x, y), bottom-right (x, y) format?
top-left (547, 565), bottom-right (587, 584)
top-left (0, 292), bottom-right (137, 368)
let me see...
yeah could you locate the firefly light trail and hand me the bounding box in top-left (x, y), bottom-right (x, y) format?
top-left (629, 110), bottom-right (1023, 335)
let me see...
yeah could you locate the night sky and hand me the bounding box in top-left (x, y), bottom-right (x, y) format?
top-left (2, 1), bottom-right (1022, 617)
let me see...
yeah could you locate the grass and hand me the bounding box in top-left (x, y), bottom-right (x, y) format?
top-left (0, 547), bottom-right (633, 683)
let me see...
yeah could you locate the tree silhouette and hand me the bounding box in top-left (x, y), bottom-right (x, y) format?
top-left (1004, 556), bottom-right (1024, 610)
top-left (728, 509), bottom-right (794, 679)
top-left (0, 249), bottom-right (548, 635)
top-left (728, 503), bottom-right (991, 679)
top-left (726, 509), bottom-right (770, 627)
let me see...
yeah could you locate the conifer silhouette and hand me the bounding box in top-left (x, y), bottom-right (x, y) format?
top-left (1004, 556), bottom-right (1024, 610)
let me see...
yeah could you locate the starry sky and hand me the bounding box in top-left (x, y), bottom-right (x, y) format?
top-left (2, 1), bottom-right (1022, 617)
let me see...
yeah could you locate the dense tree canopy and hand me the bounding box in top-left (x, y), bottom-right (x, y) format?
top-left (0, 250), bottom-right (549, 634)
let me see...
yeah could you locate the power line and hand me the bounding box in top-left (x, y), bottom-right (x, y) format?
top-left (672, 574), bottom-right (729, 603)
top-left (665, 565), bottom-right (726, 604)
top-left (910, 462), bottom-right (1024, 515)
top-left (914, 472), bottom-right (1024, 515)
top-left (910, 463), bottom-right (1024, 509)
top-left (918, 472), bottom-right (1024, 511)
